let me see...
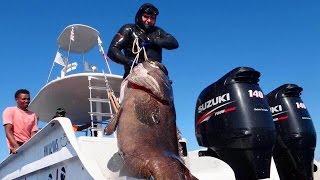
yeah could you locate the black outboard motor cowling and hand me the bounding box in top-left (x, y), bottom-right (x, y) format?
top-left (195, 67), bottom-right (276, 180)
top-left (267, 84), bottom-right (316, 180)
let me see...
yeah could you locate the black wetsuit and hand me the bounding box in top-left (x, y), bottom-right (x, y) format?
top-left (107, 24), bottom-right (179, 78)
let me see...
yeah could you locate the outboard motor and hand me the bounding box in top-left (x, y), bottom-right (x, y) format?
top-left (267, 84), bottom-right (316, 180)
top-left (195, 67), bottom-right (276, 180)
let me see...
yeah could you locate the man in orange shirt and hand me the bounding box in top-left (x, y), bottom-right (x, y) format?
top-left (2, 89), bottom-right (38, 154)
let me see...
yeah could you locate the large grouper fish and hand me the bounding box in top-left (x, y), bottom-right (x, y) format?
top-left (106, 61), bottom-right (197, 179)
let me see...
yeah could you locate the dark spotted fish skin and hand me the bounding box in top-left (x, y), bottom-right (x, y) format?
top-left (116, 61), bottom-right (197, 180)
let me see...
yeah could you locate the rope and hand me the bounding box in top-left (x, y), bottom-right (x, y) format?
top-left (102, 69), bottom-right (121, 135)
top-left (130, 37), bottom-right (149, 73)
top-left (98, 36), bottom-right (112, 74)
top-left (97, 36), bottom-right (117, 106)
top-left (103, 36), bottom-right (149, 134)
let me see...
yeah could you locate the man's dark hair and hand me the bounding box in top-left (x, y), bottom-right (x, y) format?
top-left (56, 107), bottom-right (66, 117)
top-left (15, 89), bottom-right (30, 99)
top-left (52, 107), bottom-right (66, 119)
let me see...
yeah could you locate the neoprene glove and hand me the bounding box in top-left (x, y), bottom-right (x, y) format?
top-left (141, 39), bottom-right (154, 48)
top-left (126, 59), bottom-right (135, 66)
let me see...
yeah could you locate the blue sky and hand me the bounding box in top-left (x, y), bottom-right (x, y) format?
top-left (0, 0), bottom-right (319, 162)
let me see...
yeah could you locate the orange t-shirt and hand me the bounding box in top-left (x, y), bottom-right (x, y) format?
top-left (2, 107), bottom-right (38, 149)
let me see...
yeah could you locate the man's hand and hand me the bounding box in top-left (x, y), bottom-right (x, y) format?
top-left (141, 39), bottom-right (154, 48)
top-left (10, 144), bottom-right (20, 154)
top-left (31, 131), bottom-right (38, 137)
top-left (4, 124), bottom-right (20, 154)
top-left (136, 33), bottom-right (154, 48)
top-left (126, 59), bottom-right (135, 67)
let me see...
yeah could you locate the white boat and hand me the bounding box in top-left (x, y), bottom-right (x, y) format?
top-left (0, 24), bottom-right (236, 180)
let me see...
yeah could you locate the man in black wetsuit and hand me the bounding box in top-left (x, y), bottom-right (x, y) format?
top-left (107, 3), bottom-right (179, 79)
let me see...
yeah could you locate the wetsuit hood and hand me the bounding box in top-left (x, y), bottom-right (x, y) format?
top-left (135, 3), bottom-right (159, 32)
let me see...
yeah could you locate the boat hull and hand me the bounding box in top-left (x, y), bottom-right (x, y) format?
top-left (0, 118), bottom-right (236, 180)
